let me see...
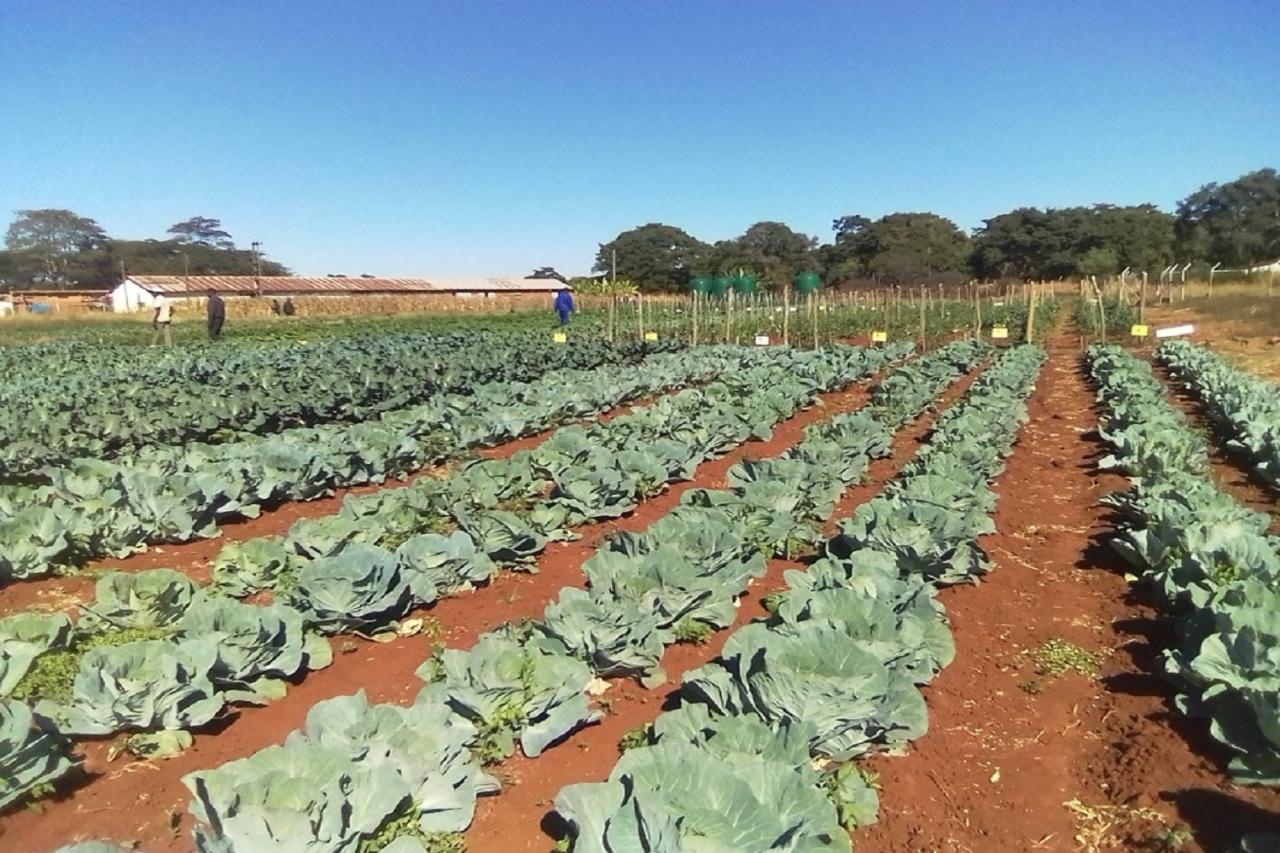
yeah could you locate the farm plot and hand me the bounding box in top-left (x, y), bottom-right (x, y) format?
top-left (130, 341), bottom-right (986, 852)
top-left (0, 344), bottom-right (746, 588)
top-left (7, 331), bottom-right (1280, 853)
top-left (552, 345), bottom-right (1044, 852)
top-left (0, 341), bottom-right (905, 848)
top-left (0, 332), bottom-right (667, 477)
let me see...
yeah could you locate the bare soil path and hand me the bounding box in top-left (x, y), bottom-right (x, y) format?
top-left (856, 343), bottom-right (1280, 853)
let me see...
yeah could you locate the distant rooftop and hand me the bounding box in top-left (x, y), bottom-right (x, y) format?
top-left (123, 275), bottom-right (568, 295)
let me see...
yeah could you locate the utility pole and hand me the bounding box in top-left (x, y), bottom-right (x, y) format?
top-left (251, 241), bottom-right (263, 296)
top-left (610, 248), bottom-right (618, 343)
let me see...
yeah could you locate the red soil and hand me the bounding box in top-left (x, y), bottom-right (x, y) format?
top-left (0, 378), bottom-right (880, 852)
top-left (855, 345), bottom-right (1280, 853)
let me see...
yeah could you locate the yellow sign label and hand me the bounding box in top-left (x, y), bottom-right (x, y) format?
top-left (643, 331), bottom-right (658, 341)
top-left (871, 331), bottom-right (888, 343)
top-left (552, 332), bottom-right (567, 343)
top-left (1131, 324), bottom-right (1149, 338)
top-left (991, 326), bottom-right (1009, 339)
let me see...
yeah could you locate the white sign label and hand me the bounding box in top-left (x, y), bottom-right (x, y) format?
top-left (754, 335), bottom-right (770, 346)
top-left (1155, 324), bottom-right (1195, 339)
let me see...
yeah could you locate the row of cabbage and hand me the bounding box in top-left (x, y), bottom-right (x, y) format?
top-left (1088, 345), bottom-right (1280, 787)
top-left (169, 340), bottom-right (986, 851)
top-left (556, 344), bottom-right (1045, 852)
top-left (0, 345), bottom-right (745, 587)
top-left (1, 333), bottom-right (668, 477)
top-left (1157, 340), bottom-right (1280, 491)
top-left (0, 345), bottom-right (901, 817)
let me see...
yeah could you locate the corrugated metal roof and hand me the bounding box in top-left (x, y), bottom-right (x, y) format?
top-left (125, 275), bottom-right (568, 295)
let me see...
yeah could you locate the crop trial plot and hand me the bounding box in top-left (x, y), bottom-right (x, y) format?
top-left (3, 314), bottom-right (1280, 853)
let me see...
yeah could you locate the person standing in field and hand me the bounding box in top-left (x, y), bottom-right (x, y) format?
top-left (554, 289), bottom-right (574, 326)
top-left (206, 288), bottom-right (226, 340)
top-left (150, 300), bottom-right (174, 346)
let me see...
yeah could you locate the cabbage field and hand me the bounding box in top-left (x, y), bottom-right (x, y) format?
top-left (2, 323), bottom-right (1279, 852)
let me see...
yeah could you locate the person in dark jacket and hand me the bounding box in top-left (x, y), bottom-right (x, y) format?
top-left (282, 297), bottom-right (296, 316)
top-left (206, 289), bottom-right (226, 339)
top-left (554, 289), bottom-right (574, 326)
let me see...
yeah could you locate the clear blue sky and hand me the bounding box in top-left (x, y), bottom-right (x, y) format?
top-left (1, 1), bottom-right (1276, 277)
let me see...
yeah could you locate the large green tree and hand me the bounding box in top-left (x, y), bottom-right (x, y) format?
top-left (704, 221), bottom-right (817, 289)
top-left (4, 209), bottom-right (110, 286)
top-left (593, 223), bottom-right (710, 292)
top-left (111, 239), bottom-right (289, 278)
top-left (0, 209), bottom-right (289, 288)
top-left (828, 212), bottom-right (969, 283)
top-left (970, 204), bottom-right (1174, 279)
top-left (167, 216), bottom-right (235, 249)
top-left (1176, 168), bottom-right (1280, 266)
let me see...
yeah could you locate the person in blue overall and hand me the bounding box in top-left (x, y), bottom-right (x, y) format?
top-left (554, 289), bottom-right (574, 326)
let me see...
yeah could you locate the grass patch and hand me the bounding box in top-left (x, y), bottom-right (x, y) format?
top-left (672, 619), bottom-right (713, 645)
top-left (761, 589), bottom-right (787, 614)
top-left (9, 625), bottom-right (175, 703)
top-left (618, 722), bottom-right (653, 754)
top-left (1063, 798), bottom-right (1190, 852)
top-left (358, 807), bottom-right (464, 853)
top-left (1029, 638), bottom-right (1101, 679)
top-left (416, 642), bottom-right (447, 684)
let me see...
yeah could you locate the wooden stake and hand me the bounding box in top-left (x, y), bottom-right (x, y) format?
top-left (974, 282), bottom-right (982, 338)
top-left (782, 285), bottom-right (790, 346)
top-left (1092, 277), bottom-right (1107, 343)
top-left (691, 292), bottom-right (698, 346)
top-left (811, 293), bottom-right (819, 350)
top-left (918, 285), bottom-right (927, 351)
top-left (1025, 281), bottom-right (1037, 343)
top-left (1139, 272), bottom-right (1147, 324)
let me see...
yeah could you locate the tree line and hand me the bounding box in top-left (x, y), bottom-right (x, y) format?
top-left (0, 211), bottom-right (289, 289)
top-left (594, 167), bottom-right (1280, 291)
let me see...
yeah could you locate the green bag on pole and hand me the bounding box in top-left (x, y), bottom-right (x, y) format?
top-left (708, 276), bottom-right (730, 297)
top-left (731, 273), bottom-right (759, 294)
top-left (794, 271), bottom-right (822, 295)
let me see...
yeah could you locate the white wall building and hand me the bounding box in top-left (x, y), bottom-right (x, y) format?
top-left (108, 275), bottom-right (569, 313)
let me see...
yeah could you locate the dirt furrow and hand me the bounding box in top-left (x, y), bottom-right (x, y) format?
top-left (856, 345), bottom-right (1280, 853)
top-left (0, 377), bottom-right (881, 853)
top-left (1153, 360), bottom-right (1280, 526)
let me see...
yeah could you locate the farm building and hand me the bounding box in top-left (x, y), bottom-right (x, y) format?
top-left (0, 289), bottom-right (110, 314)
top-left (108, 275), bottom-right (569, 312)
